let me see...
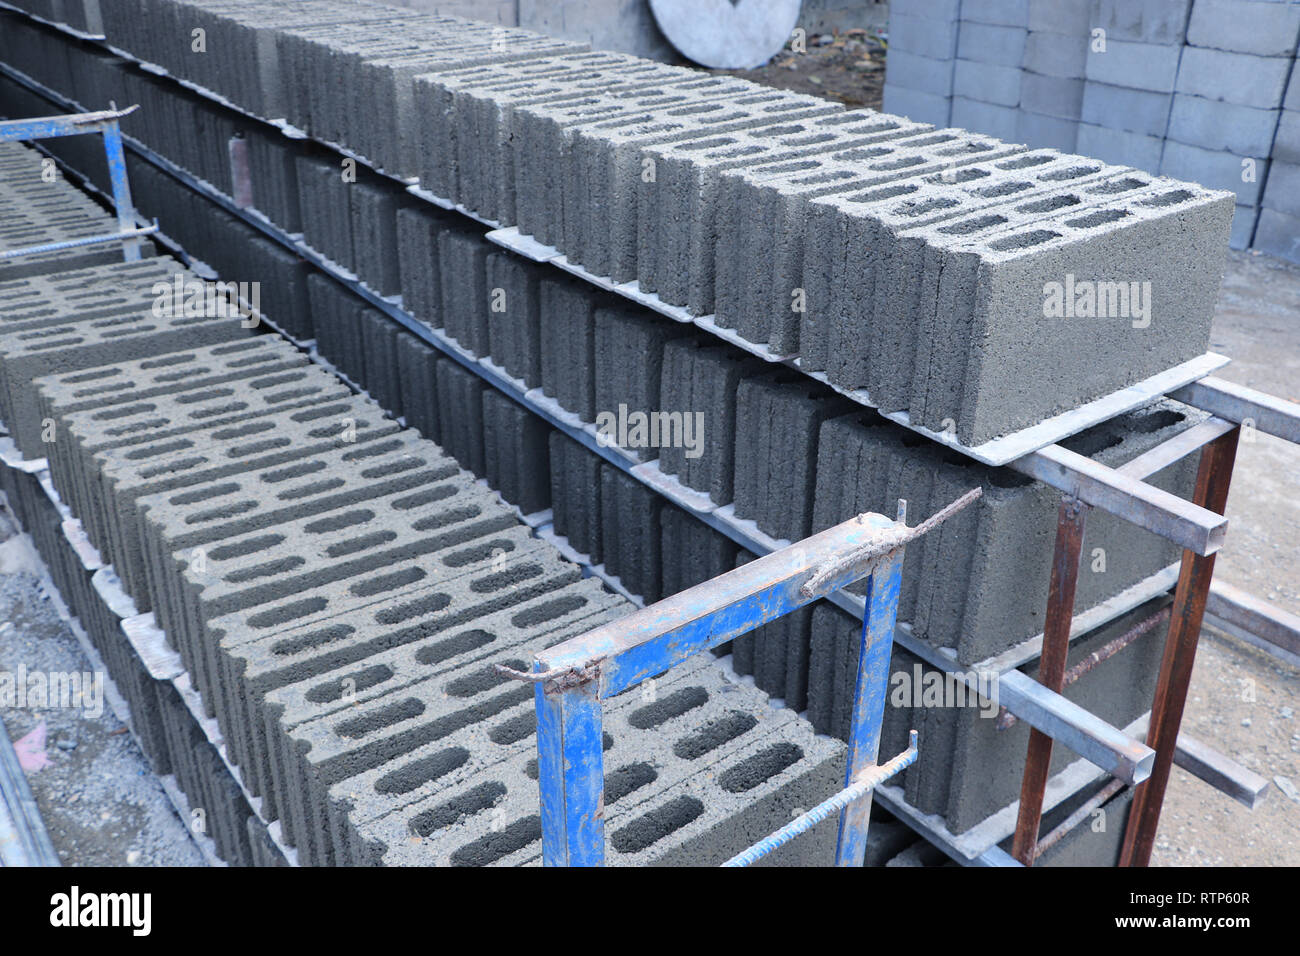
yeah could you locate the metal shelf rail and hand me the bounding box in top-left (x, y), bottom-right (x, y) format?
top-left (0, 105), bottom-right (156, 261)
top-left (2, 21), bottom-right (1297, 866)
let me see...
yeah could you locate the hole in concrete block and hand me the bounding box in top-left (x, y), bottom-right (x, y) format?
top-left (847, 182), bottom-right (918, 204)
top-left (337, 697), bottom-right (426, 739)
top-left (64, 367), bottom-right (121, 383)
top-left (272, 623), bottom-right (354, 656)
top-left (606, 763), bottom-right (658, 805)
top-left (629, 686), bottom-right (709, 729)
top-left (1064, 209), bottom-right (1131, 229)
top-left (377, 592), bottom-right (452, 626)
top-left (171, 482), bottom-right (240, 506)
top-left (996, 153), bottom-right (1054, 170)
top-left (140, 455), bottom-right (206, 478)
top-left (899, 197), bottom-right (962, 218)
top-left (470, 563), bottom-right (544, 593)
top-left (262, 460), bottom-right (327, 483)
top-left (249, 596), bottom-right (329, 630)
top-left (446, 539), bottom-right (514, 569)
top-left (1061, 425), bottom-right (1123, 458)
top-left (611, 797), bottom-right (705, 854)
top-left (1016, 194), bottom-right (1080, 214)
top-left (412, 505), bottom-right (481, 532)
top-left (1087, 176), bottom-right (1148, 195)
top-left (450, 814), bottom-right (542, 866)
top-left (871, 155), bottom-right (925, 171)
top-left (211, 419), bottom-right (276, 441)
top-left (974, 181), bottom-right (1033, 198)
top-left (410, 782), bottom-right (505, 837)
top-left (326, 530), bottom-right (397, 558)
top-left (228, 437), bottom-right (293, 457)
top-left (672, 711), bottom-right (760, 759)
top-left (292, 402), bottom-right (352, 423)
top-left (127, 438), bottom-right (191, 460)
top-left (107, 418), bottom-right (168, 437)
top-left (719, 743), bottom-right (805, 793)
top-left (304, 509), bottom-right (376, 534)
top-left (1139, 189), bottom-right (1194, 208)
top-left (488, 711), bottom-right (535, 745)
top-left (93, 401), bottom-right (155, 420)
top-left (938, 214), bottom-right (1007, 235)
top-left (414, 628), bottom-right (492, 666)
top-left (175, 387), bottom-right (235, 405)
top-left (277, 477), bottom-right (347, 501)
top-left (344, 439), bottom-right (404, 461)
top-left (224, 555), bottom-right (305, 583)
top-left (208, 533), bottom-right (285, 560)
top-left (447, 661), bottom-right (525, 699)
top-left (989, 229), bottom-right (1060, 251)
top-left (305, 664), bottom-right (394, 703)
top-left (249, 371), bottom-right (308, 390)
top-left (392, 484), bottom-right (458, 510)
top-left (72, 382), bottom-right (133, 399)
top-left (511, 594), bottom-right (589, 628)
top-left (360, 457), bottom-right (433, 480)
top-left (350, 565), bottom-right (425, 596)
top-left (376, 747), bottom-right (472, 796)
top-left (185, 499), bottom-right (258, 524)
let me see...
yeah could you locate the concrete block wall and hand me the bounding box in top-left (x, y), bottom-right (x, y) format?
top-left (886, 0), bottom-right (1300, 259)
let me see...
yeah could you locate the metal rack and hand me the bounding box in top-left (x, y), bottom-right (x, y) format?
top-left (2, 9), bottom-right (1297, 867)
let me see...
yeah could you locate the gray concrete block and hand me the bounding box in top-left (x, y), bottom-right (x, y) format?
top-left (599, 466), bottom-right (664, 602)
top-left (881, 85), bottom-right (951, 126)
top-left (1186, 0), bottom-right (1300, 57)
top-left (1273, 110), bottom-right (1300, 166)
top-left (1230, 203), bottom-right (1259, 250)
top-left (1016, 110), bottom-right (1079, 151)
top-left (434, 356), bottom-right (486, 475)
top-left (538, 275), bottom-right (599, 421)
top-left (1252, 206), bottom-right (1300, 262)
top-left (961, 0), bottom-right (1030, 27)
top-left (949, 95), bottom-right (1021, 140)
top-left (1020, 72), bottom-right (1085, 119)
top-left (887, 49), bottom-right (958, 97)
top-left (1027, 0), bottom-right (1092, 36)
top-left (889, 12), bottom-right (961, 59)
top-left (953, 59), bottom-right (1023, 106)
top-left (1075, 121), bottom-right (1164, 173)
top-left (1092, 0), bottom-right (1192, 45)
top-left (481, 389), bottom-right (553, 514)
top-left (437, 226), bottom-right (491, 356)
top-left (1160, 140), bottom-right (1268, 205)
top-left (1262, 160), bottom-right (1300, 219)
top-left (1175, 46), bottom-right (1292, 109)
top-left (958, 22), bottom-right (1028, 68)
top-left (1167, 94), bottom-right (1280, 157)
top-left (1022, 30), bottom-right (1089, 78)
top-left (891, 0), bottom-right (962, 19)
top-left (1081, 80), bottom-right (1173, 138)
top-left (1085, 38), bottom-right (1183, 93)
top-left (548, 431), bottom-right (605, 563)
top-left (484, 251), bottom-right (543, 388)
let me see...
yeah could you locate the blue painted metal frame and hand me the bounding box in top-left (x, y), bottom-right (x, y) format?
top-left (0, 106), bottom-right (149, 261)
top-left (530, 511), bottom-right (915, 867)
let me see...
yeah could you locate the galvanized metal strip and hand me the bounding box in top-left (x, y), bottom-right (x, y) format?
top-left (1009, 443), bottom-right (1228, 555)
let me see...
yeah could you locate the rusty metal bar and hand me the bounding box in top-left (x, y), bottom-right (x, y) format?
top-left (1032, 778), bottom-right (1127, 861)
top-left (1120, 426), bottom-right (1241, 867)
top-left (1011, 495), bottom-right (1088, 865)
top-left (996, 606), bottom-right (1172, 729)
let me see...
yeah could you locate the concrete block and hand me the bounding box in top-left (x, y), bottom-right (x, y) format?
top-left (481, 389), bottom-right (552, 514)
top-left (1092, 0), bottom-right (1192, 45)
top-left (538, 275), bottom-right (599, 421)
top-left (953, 59), bottom-right (1023, 106)
top-left (1273, 110), bottom-right (1300, 166)
top-left (886, 49), bottom-right (958, 98)
top-left (1186, 0), bottom-right (1300, 57)
top-left (1016, 110), bottom-right (1079, 151)
top-left (1167, 94), bottom-right (1280, 157)
top-left (548, 431), bottom-right (605, 562)
top-left (960, 0), bottom-right (1029, 27)
top-left (1027, 0), bottom-right (1092, 36)
top-left (1160, 140), bottom-right (1268, 205)
top-left (1053, 70), bottom-right (1139, 138)
top-left (892, 0), bottom-right (962, 19)
top-left (1020, 72), bottom-right (1084, 119)
top-left (1175, 46), bottom-right (1292, 109)
top-left (1229, 203), bottom-right (1259, 250)
top-left (1262, 161), bottom-right (1300, 218)
top-left (1085, 38), bottom-right (1183, 92)
top-left (437, 226), bottom-right (491, 357)
top-left (599, 466), bottom-right (664, 602)
top-left (1022, 30), bottom-right (1089, 78)
top-left (1075, 121), bottom-right (1164, 173)
top-left (593, 306), bottom-right (689, 460)
top-left (484, 251), bottom-right (543, 388)
top-left (882, 85), bottom-right (951, 126)
top-left (888, 12), bottom-right (961, 59)
top-left (950, 95), bottom-right (1021, 139)
top-left (957, 22), bottom-right (1028, 68)
top-left (1252, 207), bottom-right (1300, 262)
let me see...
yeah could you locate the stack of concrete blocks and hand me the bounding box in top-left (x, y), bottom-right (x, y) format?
top-left (1161, 0), bottom-right (1300, 249)
top-left (949, 0), bottom-right (1026, 141)
top-left (882, 0), bottom-right (962, 125)
top-left (1018, 0), bottom-right (1091, 150)
top-left (1258, 63), bottom-right (1300, 260)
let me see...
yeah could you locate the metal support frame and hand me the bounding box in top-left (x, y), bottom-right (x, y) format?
top-left (1120, 426), bottom-right (1240, 866)
top-left (529, 512), bottom-right (915, 867)
top-left (0, 106), bottom-right (155, 261)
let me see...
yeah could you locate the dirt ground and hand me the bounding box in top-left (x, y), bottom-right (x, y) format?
top-left (710, 30), bottom-right (887, 109)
